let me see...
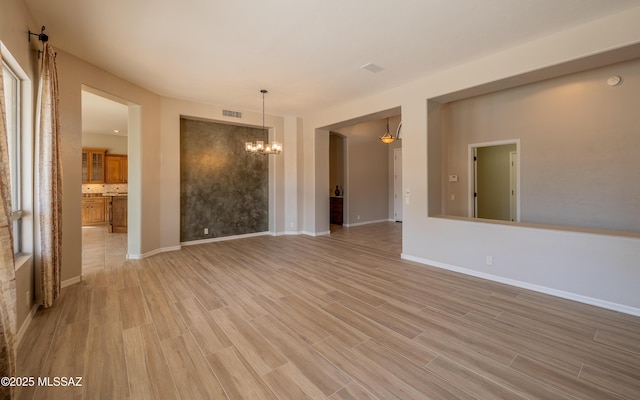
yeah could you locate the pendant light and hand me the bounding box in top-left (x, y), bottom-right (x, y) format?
top-left (245, 89), bottom-right (282, 155)
top-left (379, 118), bottom-right (394, 144)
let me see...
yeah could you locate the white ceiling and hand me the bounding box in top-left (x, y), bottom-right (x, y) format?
top-left (25, 0), bottom-right (640, 116)
top-left (81, 90), bottom-right (128, 136)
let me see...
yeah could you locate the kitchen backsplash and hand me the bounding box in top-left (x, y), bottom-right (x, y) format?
top-left (82, 183), bottom-right (128, 194)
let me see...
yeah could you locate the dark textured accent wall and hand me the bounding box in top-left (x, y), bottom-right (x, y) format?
top-left (180, 118), bottom-right (268, 242)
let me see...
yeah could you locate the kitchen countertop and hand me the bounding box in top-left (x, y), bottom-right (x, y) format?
top-left (82, 193), bottom-right (128, 197)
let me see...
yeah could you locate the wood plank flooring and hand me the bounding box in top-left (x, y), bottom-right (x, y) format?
top-left (17, 222), bottom-right (640, 399)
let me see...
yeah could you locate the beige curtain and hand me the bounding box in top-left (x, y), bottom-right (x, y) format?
top-left (35, 43), bottom-right (62, 308)
top-left (0, 49), bottom-right (17, 400)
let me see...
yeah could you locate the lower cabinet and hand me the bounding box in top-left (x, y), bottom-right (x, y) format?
top-left (111, 196), bottom-right (128, 233)
top-left (82, 196), bottom-right (127, 232)
top-left (81, 197), bottom-right (107, 226)
top-left (330, 196), bottom-right (343, 225)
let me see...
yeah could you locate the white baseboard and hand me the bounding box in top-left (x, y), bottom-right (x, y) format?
top-left (17, 304), bottom-right (39, 346)
top-left (302, 230), bottom-right (330, 237)
top-left (273, 230), bottom-right (306, 236)
top-left (344, 219), bottom-right (392, 227)
top-left (113, 231), bottom-right (281, 260)
top-left (181, 231), bottom-right (270, 247)
top-left (61, 275), bottom-right (82, 288)
top-left (401, 254), bottom-right (640, 317)
top-left (127, 245), bottom-right (182, 260)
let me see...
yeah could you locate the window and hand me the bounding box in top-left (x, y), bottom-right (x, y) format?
top-left (2, 43), bottom-right (31, 259)
top-left (3, 60), bottom-right (22, 254)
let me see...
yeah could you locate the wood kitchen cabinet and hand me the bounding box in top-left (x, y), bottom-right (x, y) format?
top-left (105, 154), bottom-right (128, 183)
top-left (81, 197), bottom-right (108, 225)
top-left (82, 148), bottom-right (107, 183)
top-left (110, 196), bottom-right (128, 233)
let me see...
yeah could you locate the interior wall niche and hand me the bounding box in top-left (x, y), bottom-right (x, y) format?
top-left (180, 118), bottom-right (268, 242)
top-left (433, 57), bottom-right (640, 233)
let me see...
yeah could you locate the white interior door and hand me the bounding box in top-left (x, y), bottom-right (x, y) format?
top-left (394, 148), bottom-right (403, 222)
top-left (473, 147), bottom-right (478, 217)
top-left (470, 141), bottom-right (518, 221)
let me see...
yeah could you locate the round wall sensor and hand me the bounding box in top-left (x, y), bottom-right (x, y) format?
top-left (607, 75), bottom-right (622, 86)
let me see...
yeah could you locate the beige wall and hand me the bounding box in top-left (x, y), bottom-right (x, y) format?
top-left (81, 133), bottom-right (128, 154)
top-left (283, 116), bottom-right (303, 234)
top-left (441, 58), bottom-right (640, 232)
top-left (56, 49), bottom-right (163, 271)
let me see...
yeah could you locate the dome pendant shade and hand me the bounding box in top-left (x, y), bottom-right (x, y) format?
top-left (379, 119), bottom-right (395, 144)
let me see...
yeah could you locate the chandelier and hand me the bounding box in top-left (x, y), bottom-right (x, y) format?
top-left (245, 89), bottom-right (282, 155)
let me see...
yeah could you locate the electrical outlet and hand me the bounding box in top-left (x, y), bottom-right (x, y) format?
top-left (289, 222), bottom-right (294, 228)
top-left (204, 228), bottom-right (209, 235)
top-left (357, 215), bottom-right (360, 220)
top-left (486, 256), bottom-right (493, 265)
top-left (26, 290), bottom-right (31, 304)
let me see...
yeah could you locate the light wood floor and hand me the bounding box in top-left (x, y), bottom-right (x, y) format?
top-left (17, 222), bottom-right (640, 399)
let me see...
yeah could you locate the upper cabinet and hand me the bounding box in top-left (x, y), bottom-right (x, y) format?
top-left (82, 148), bottom-right (107, 183)
top-left (105, 154), bottom-right (128, 184)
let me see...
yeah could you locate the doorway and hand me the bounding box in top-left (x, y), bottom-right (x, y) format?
top-left (317, 109), bottom-right (402, 241)
top-left (329, 133), bottom-right (346, 229)
top-left (81, 87), bottom-right (131, 270)
top-left (470, 140), bottom-right (519, 222)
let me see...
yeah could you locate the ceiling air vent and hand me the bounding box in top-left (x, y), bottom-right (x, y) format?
top-left (222, 109), bottom-right (243, 118)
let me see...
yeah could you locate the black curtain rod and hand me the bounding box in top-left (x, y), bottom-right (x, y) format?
top-left (28, 26), bottom-right (49, 43)
top-left (28, 26), bottom-right (56, 59)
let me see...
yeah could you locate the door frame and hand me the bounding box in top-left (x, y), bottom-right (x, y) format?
top-left (509, 150), bottom-right (518, 222)
top-left (81, 86), bottom-right (137, 263)
top-left (393, 148), bottom-right (403, 222)
top-left (468, 139), bottom-right (520, 221)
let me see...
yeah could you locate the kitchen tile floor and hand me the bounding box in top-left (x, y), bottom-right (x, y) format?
top-left (82, 225), bottom-right (127, 271)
